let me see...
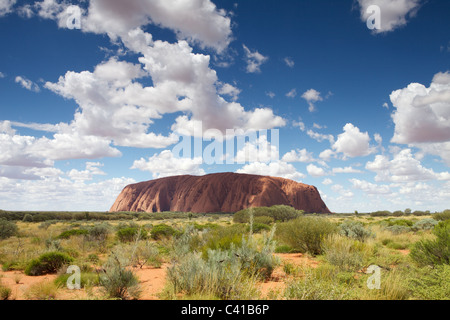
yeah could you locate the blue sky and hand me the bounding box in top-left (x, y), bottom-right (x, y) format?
top-left (0, 0), bottom-right (449, 212)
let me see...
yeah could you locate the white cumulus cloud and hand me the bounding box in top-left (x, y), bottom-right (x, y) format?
top-left (131, 150), bottom-right (205, 179)
top-left (243, 44), bottom-right (268, 74)
top-left (332, 123), bottom-right (376, 159)
top-left (357, 0), bottom-right (422, 33)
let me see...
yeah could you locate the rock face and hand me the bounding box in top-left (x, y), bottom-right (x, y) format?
top-left (110, 172), bottom-right (331, 214)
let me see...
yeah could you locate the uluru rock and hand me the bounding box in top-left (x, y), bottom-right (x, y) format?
top-left (110, 172), bottom-right (331, 214)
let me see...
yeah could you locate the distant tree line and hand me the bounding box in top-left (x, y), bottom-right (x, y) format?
top-left (0, 210), bottom-right (214, 222)
top-left (370, 209), bottom-right (449, 219)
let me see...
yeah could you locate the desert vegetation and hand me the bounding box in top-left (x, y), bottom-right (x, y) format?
top-left (0, 207), bottom-right (448, 300)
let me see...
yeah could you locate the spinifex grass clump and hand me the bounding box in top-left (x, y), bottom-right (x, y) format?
top-left (283, 265), bottom-right (352, 300)
top-left (323, 234), bottom-right (372, 271)
top-left (57, 229), bottom-right (89, 239)
top-left (339, 221), bottom-right (374, 242)
top-left (167, 251), bottom-right (257, 300)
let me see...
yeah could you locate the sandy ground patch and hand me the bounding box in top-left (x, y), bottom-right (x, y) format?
top-left (1, 254), bottom-right (317, 300)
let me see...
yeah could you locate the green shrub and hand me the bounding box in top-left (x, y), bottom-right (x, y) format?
top-left (339, 221), bottom-right (374, 242)
top-left (383, 219), bottom-right (414, 227)
top-left (86, 223), bottom-right (111, 241)
top-left (25, 252), bottom-right (73, 276)
top-left (412, 218), bottom-right (438, 231)
top-left (276, 217), bottom-right (337, 256)
top-left (0, 219), bottom-right (18, 239)
top-left (433, 210), bottom-right (450, 221)
top-left (117, 227), bottom-right (148, 242)
top-left (57, 229), bottom-right (89, 239)
top-left (370, 211), bottom-right (391, 217)
top-left (413, 210), bottom-right (430, 217)
top-left (410, 220), bottom-right (450, 266)
top-left (150, 224), bottom-right (177, 240)
top-left (392, 211), bottom-right (404, 217)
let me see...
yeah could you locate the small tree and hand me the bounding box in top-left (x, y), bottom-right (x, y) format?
top-left (0, 219), bottom-right (18, 239)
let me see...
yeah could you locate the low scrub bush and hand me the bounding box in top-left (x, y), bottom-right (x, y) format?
top-left (433, 210), bottom-right (450, 221)
top-left (385, 225), bottom-right (411, 235)
top-left (370, 211), bottom-right (391, 217)
top-left (99, 250), bottom-right (141, 300)
top-left (150, 224), bottom-right (178, 240)
top-left (392, 211), bottom-right (404, 217)
top-left (339, 221), bottom-right (374, 242)
top-left (383, 218), bottom-right (414, 227)
top-left (86, 223), bottom-right (111, 241)
top-left (413, 211), bottom-right (430, 217)
top-left (412, 219), bottom-right (438, 231)
top-left (117, 227), bottom-right (148, 242)
top-left (276, 217), bottom-right (337, 256)
top-left (25, 252), bottom-right (73, 276)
